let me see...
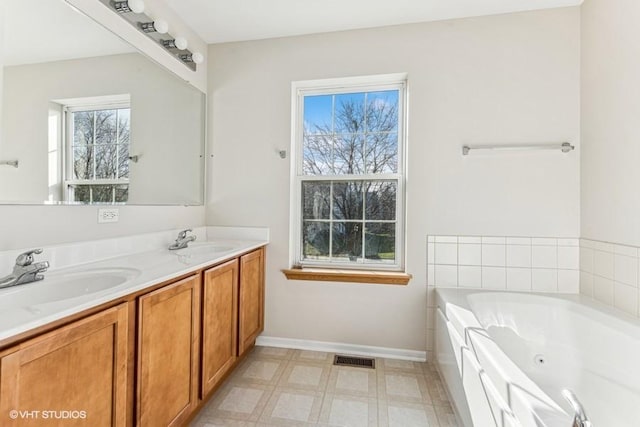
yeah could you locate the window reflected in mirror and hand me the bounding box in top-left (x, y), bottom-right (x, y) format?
top-left (62, 97), bottom-right (131, 204)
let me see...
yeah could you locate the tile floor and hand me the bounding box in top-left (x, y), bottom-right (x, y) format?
top-left (190, 346), bottom-right (458, 427)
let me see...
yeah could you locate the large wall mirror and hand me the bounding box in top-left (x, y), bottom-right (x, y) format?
top-left (0, 0), bottom-right (205, 205)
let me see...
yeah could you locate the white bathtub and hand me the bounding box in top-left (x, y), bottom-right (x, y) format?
top-left (434, 288), bottom-right (640, 427)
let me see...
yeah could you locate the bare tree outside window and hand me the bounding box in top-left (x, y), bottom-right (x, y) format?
top-left (300, 90), bottom-right (401, 265)
top-left (69, 108), bottom-right (130, 203)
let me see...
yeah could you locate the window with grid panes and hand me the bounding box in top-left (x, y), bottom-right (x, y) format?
top-left (292, 75), bottom-right (406, 270)
top-left (64, 103), bottom-right (130, 204)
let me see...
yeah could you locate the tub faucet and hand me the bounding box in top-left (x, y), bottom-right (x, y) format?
top-left (562, 389), bottom-right (592, 427)
top-left (0, 249), bottom-right (50, 289)
top-left (169, 229), bottom-right (197, 250)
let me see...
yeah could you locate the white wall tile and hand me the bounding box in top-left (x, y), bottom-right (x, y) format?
top-left (614, 282), bottom-right (638, 316)
top-left (614, 254), bottom-right (638, 287)
top-left (459, 236), bottom-right (481, 244)
top-left (458, 266), bottom-right (482, 288)
top-left (481, 237), bottom-right (506, 244)
top-left (593, 275), bottom-right (614, 305)
top-left (506, 268), bottom-right (532, 291)
top-left (532, 246), bottom-right (557, 268)
top-left (578, 239), bottom-right (640, 320)
top-left (459, 244), bottom-right (481, 266)
top-left (579, 247), bottom-right (594, 273)
top-left (435, 243), bottom-right (457, 265)
top-left (427, 235), bottom-right (582, 296)
top-left (532, 238), bottom-right (557, 246)
top-left (593, 250), bottom-right (615, 279)
top-left (435, 265), bottom-right (457, 287)
top-left (427, 265), bottom-right (435, 286)
top-left (427, 307), bottom-right (436, 327)
top-left (506, 245), bottom-right (531, 268)
top-left (506, 237), bottom-right (531, 245)
top-left (557, 246), bottom-right (579, 270)
top-left (557, 238), bottom-right (579, 246)
top-left (532, 269), bottom-right (557, 292)
top-left (482, 244), bottom-right (505, 266)
top-left (435, 236), bottom-right (457, 243)
top-left (580, 239), bottom-right (595, 249)
top-left (580, 271), bottom-right (594, 297)
top-left (427, 287), bottom-right (437, 308)
top-left (482, 267), bottom-right (506, 289)
top-left (558, 270), bottom-right (579, 293)
top-left (592, 241), bottom-right (614, 253)
top-left (614, 244), bottom-right (638, 257)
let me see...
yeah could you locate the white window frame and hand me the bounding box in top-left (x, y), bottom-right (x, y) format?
top-left (290, 73), bottom-right (408, 271)
top-left (62, 97), bottom-right (131, 204)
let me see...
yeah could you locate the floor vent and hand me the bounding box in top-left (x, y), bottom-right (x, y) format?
top-left (333, 355), bottom-right (375, 369)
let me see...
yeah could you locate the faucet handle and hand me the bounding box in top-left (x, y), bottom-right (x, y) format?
top-left (15, 249), bottom-right (44, 267)
top-left (562, 389), bottom-right (591, 427)
top-left (177, 229), bottom-right (193, 239)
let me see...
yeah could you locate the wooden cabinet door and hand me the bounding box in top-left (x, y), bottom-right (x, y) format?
top-left (0, 303), bottom-right (129, 427)
top-left (137, 275), bottom-right (200, 427)
top-left (238, 248), bottom-right (265, 356)
top-left (201, 259), bottom-right (239, 398)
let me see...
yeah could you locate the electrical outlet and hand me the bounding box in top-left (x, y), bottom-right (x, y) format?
top-left (98, 208), bottom-right (120, 223)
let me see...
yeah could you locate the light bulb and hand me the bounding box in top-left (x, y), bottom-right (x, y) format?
top-left (153, 19), bottom-right (169, 34)
top-left (127, 0), bottom-right (145, 13)
top-left (174, 37), bottom-right (188, 50)
top-left (192, 52), bottom-right (204, 64)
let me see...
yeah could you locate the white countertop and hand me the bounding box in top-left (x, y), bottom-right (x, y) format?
top-left (0, 228), bottom-right (268, 345)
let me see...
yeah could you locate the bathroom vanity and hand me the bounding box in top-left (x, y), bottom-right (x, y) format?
top-left (0, 230), bottom-right (267, 427)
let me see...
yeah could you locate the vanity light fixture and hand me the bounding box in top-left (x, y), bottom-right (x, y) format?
top-left (161, 38), bottom-right (189, 50)
top-left (174, 37), bottom-right (188, 50)
top-left (106, 0), bottom-right (199, 70)
top-left (161, 39), bottom-right (178, 49)
top-left (114, 0), bottom-right (145, 14)
top-left (180, 52), bottom-right (204, 64)
top-left (140, 19), bottom-right (168, 34)
top-left (192, 52), bottom-right (204, 64)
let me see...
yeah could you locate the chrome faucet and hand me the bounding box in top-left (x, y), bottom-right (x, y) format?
top-left (0, 249), bottom-right (50, 289)
top-left (168, 229), bottom-right (197, 250)
top-left (562, 389), bottom-right (592, 427)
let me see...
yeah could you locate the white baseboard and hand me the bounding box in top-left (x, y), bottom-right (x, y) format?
top-left (255, 336), bottom-right (426, 362)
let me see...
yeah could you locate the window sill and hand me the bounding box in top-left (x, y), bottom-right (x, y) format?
top-left (281, 268), bottom-right (411, 285)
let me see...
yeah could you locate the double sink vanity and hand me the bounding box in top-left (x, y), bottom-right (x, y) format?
top-left (0, 227), bottom-right (268, 426)
top-left (1, 2), bottom-right (251, 425)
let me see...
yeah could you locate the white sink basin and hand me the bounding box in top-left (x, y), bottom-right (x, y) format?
top-left (0, 267), bottom-right (140, 312)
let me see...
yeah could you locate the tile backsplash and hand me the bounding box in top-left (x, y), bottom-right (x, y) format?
top-left (427, 235), bottom-right (580, 293)
top-left (425, 235), bottom-right (580, 359)
top-left (580, 239), bottom-right (640, 317)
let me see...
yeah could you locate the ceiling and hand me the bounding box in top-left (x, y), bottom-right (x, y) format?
top-left (1, 0), bottom-right (583, 66)
top-left (2, 0), bottom-right (134, 66)
top-left (165, 0), bottom-right (583, 44)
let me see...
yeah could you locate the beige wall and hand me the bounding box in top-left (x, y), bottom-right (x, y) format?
top-left (0, 205), bottom-right (204, 252)
top-left (581, 0), bottom-right (640, 246)
top-left (207, 7), bottom-right (581, 352)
